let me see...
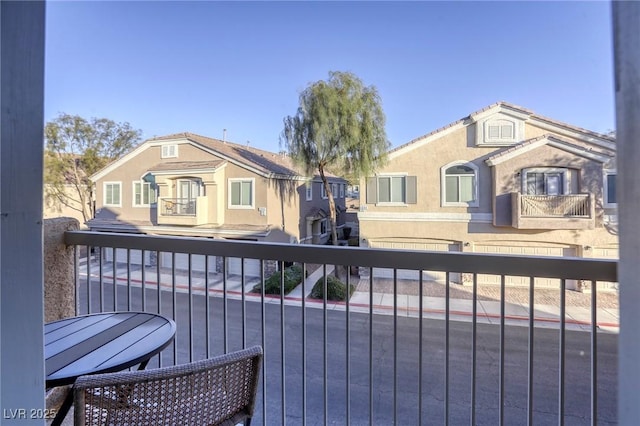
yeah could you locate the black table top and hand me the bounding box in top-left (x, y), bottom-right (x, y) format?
top-left (45, 312), bottom-right (176, 387)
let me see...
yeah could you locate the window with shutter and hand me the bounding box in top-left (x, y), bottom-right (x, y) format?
top-left (372, 175), bottom-right (416, 205)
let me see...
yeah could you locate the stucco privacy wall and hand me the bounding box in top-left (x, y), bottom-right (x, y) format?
top-left (44, 217), bottom-right (78, 322)
top-left (43, 218), bottom-right (79, 419)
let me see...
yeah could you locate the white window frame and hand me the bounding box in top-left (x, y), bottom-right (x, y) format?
top-left (321, 184), bottom-right (328, 199)
top-left (521, 167), bottom-right (570, 195)
top-left (485, 119), bottom-right (516, 144)
top-left (339, 184), bottom-right (345, 198)
top-left (306, 183), bottom-right (313, 201)
top-left (228, 178), bottom-right (255, 209)
top-left (161, 144), bottom-right (178, 158)
top-left (103, 181), bottom-right (122, 207)
top-left (319, 218), bottom-right (328, 236)
top-left (441, 161), bottom-right (479, 207)
top-left (603, 169), bottom-right (617, 208)
top-left (376, 173), bottom-right (407, 206)
top-left (132, 181), bottom-right (156, 207)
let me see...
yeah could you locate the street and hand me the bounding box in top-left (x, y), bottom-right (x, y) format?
top-left (77, 277), bottom-right (618, 425)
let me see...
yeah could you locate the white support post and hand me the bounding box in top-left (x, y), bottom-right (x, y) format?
top-left (0, 1), bottom-right (46, 424)
top-left (613, 1), bottom-right (640, 424)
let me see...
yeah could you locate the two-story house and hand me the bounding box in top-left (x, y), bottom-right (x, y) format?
top-left (88, 132), bottom-right (347, 276)
top-left (358, 102), bottom-right (617, 290)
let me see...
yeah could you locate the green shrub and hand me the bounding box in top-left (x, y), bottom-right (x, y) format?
top-left (251, 264), bottom-right (303, 295)
top-left (310, 275), bottom-right (355, 301)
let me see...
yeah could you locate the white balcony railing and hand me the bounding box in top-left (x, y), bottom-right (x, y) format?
top-left (64, 231), bottom-right (618, 425)
top-left (520, 194), bottom-right (591, 217)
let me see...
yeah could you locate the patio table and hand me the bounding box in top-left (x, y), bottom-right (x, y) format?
top-left (45, 311), bottom-right (176, 426)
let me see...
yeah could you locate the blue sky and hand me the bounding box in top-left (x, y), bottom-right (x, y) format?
top-left (45, 1), bottom-right (614, 152)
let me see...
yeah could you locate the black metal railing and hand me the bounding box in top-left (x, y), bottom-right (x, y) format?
top-left (65, 231), bottom-right (618, 425)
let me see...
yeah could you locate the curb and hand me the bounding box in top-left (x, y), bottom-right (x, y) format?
top-left (88, 273), bottom-right (620, 329)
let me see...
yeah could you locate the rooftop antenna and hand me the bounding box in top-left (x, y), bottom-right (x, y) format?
top-left (246, 140), bottom-right (250, 148)
top-left (222, 129), bottom-right (227, 143)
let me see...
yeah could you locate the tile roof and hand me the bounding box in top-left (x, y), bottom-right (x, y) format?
top-left (389, 101), bottom-right (615, 155)
top-left (150, 132), bottom-right (344, 179)
top-left (306, 207), bottom-right (328, 220)
top-left (485, 133), bottom-right (613, 165)
top-left (146, 160), bottom-right (226, 172)
top-left (484, 134), bottom-right (552, 163)
top-left (150, 132), bottom-right (299, 176)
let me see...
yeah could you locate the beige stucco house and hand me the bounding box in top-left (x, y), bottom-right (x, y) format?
top-left (89, 132), bottom-right (346, 275)
top-left (358, 102), bottom-right (617, 289)
top-left (43, 184), bottom-right (89, 226)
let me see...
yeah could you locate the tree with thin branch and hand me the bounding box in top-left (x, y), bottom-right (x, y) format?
top-left (45, 114), bottom-right (141, 222)
top-left (281, 71), bottom-right (390, 246)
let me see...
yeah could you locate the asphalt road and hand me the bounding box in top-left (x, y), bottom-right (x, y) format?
top-left (77, 279), bottom-right (618, 426)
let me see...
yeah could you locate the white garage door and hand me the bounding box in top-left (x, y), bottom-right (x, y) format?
top-left (369, 240), bottom-right (460, 283)
top-left (159, 252), bottom-right (217, 273)
top-left (103, 248), bottom-right (152, 266)
top-left (474, 244), bottom-right (577, 288)
top-left (227, 257), bottom-right (262, 278)
top-left (592, 246), bottom-right (618, 291)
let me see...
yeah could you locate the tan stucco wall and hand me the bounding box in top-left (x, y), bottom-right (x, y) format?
top-left (362, 126), bottom-right (496, 214)
top-left (92, 139), bottom-right (346, 245)
top-left (43, 184), bottom-right (88, 227)
top-left (359, 118), bottom-right (618, 255)
top-left (361, 219), bottom-right (616, 248)
top-left (492, 144), bottom-right (605, 226)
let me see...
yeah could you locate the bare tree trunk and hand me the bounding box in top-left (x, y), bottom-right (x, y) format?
top-left (318, 165), bottom-right (341, 279)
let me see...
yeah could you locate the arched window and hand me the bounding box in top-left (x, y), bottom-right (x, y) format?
top-left (441, 162), bottom-right (478, 207)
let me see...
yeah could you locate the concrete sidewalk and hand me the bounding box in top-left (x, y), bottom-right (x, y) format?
top-left (83, 261), bottom-right (619, 333)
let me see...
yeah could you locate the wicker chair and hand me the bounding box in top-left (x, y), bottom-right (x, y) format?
top-left (73, 346), bottom-right (263, 426)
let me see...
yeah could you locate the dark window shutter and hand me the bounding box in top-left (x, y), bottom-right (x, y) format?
top-left (366, 177), bottom-right (377, 204)
top-left (406, 176), bottom-right (417, 204)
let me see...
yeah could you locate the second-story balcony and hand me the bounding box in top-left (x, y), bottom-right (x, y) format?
top-left (157, 196), bottom-right (209, 226)
top-left (511, 192), bottom-right (595, 230)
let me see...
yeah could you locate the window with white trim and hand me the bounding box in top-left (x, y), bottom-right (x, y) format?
top-left (161, 144), bottom-right (178, 158)
top-left (485, 119), bottom-right (516, 143)
top-left (321, 184), bottom-right (328, 199)
top-left (339, 184), bottom-right (345, 198)
top-left (229, 178), bottom-right (254, 208)
top-left (306, 184), bottom-right (313, 201)
top-left (604, 171), bottom-right (617, 206)
top-left (442, 162), bottom-right (478, 206)
top-left (133, 181), bottom-right (156, 206)
top-left (104, 182), bottom-right (121, 207)
top-left (320, 219), bottom-right (327, 235)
